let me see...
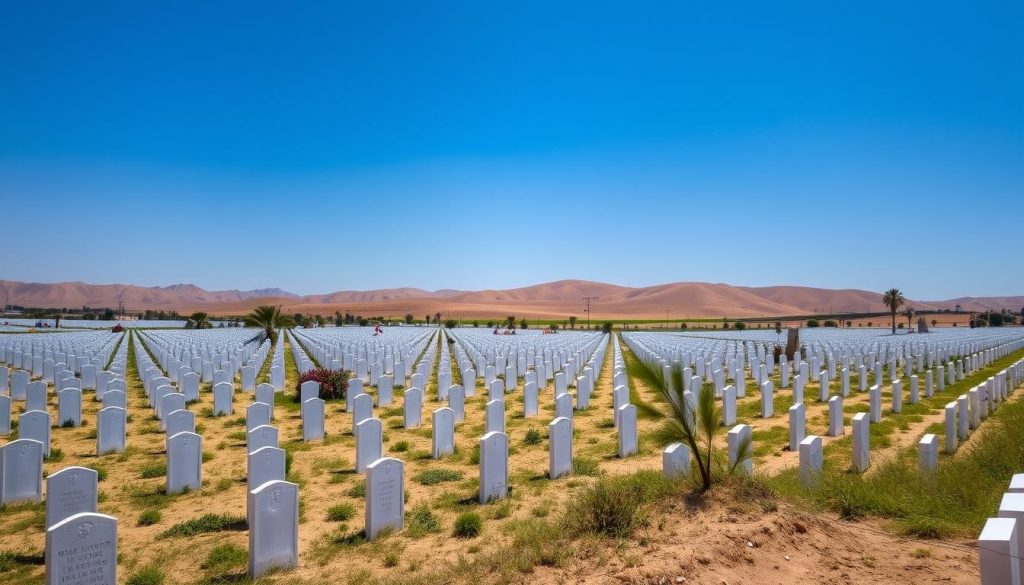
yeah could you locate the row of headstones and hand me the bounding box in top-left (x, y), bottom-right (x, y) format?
top-left (0, 330), bottom-right (123, 379)
top-left (139, 329), bottom-right (264, 385)
top-left (622, 330), bottom-right (1021, 390)
top-left (979, 474), bottom-right (1024, 584)
top-left (291, 326), bottom-right (434, 384)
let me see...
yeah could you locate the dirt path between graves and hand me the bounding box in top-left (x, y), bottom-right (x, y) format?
top-left (526, 487), bottom-right (982, 585)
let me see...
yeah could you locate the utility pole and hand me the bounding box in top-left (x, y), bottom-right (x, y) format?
top-left (583, 296), bottom-right (598, 329)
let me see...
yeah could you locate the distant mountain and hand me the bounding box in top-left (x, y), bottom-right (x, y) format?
top-left (1, 278), bottom-right (1021, 319)
top-left (0, 280), bottom-right (297, 311)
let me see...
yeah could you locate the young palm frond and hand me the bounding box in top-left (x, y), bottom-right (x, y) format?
top-left (244, 305), bottom-right (294, 344)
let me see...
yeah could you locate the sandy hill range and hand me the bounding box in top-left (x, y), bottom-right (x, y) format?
top-left (2, 279), bottom-right (1021, 320)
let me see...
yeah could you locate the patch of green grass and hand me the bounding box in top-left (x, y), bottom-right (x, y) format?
top-left (137, 510), bottom-right (161, 526)
top-left (571, 457), bottom-right (601, 476)
top-left (326, 503), bottom-right (355, 522)
top-left (523, 427), bottom-right (542, 445)
top-left (453, 511), bottom-right (483, 538)
top-left (0, 550), bottom-right (45, 574)
top-left (771, 350), bottom-right (1024, 539)
top-left (86, 465), bottom-right (108, 482)
top-left (563, 471), bottom-right (675, 538)
top-left (405, 504), bottom-right (441, 538)
top-left (413, 468), bottom-right (464, 486)
top-left (45, 448), bottom-right (63, 462)
top-left (201, 543), bottom-right (248, 572)
top-left (392, 440), bottom-right (410, 452)
top-left (125, 566), bottom-right (165, 585)
top-left (157, 513), bottom-right (247, 539)
top-left (139, 461), bottom-right (166, 479)
top-left (346, 481), bottom-right (366, 498)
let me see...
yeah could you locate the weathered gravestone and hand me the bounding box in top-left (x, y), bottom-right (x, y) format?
top-left (662, 443), bottom-right (690, 479)
top-left (167, 431), bottom-right (202, 494)
top-left (302, 399), bottom-right (325, 441)
top-left (0, 438), bottom-right (43, 504)
top-left (365, 457), bottom-right (404, 539)
top-left (97, 407), bottom-right (126, 455)
top-left (45, 512), bottom-right (117, 585)
top-left (479, 431), bottom-right (508, 503)
top-left (248, 480), bottom-right (299, 577)
top-left (247, 446), bottom-right (286, 494)
top-left (20, 410), bottom-right (51, 457)
top-left (548, 416), bottom-right (572, 479)
top-left (355, 418), bottom-right (383, 473)
top-left (432, 407), bottom-right (454, 459)
top-left (46, 466), bottom-right (98, 529)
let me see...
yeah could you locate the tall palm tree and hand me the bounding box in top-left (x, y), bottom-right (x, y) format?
top-left (244, 305), bottom-right (294, 344)
top-left (186, 312), bottom-right (212, 329)
top-left (629, 355), bottom-right (751, 491)
top-left (904, 307), bottom-right (916, 331)
top-left (882, 288), bottom-right (906, 335)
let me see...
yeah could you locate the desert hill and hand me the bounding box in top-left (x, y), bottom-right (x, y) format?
top-left (1, 278), bottom-right (1021, 320)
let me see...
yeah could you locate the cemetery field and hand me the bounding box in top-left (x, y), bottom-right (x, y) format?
top-left (1, 326), bottom-right (1023, 584)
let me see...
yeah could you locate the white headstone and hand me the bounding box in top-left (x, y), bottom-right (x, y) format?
top-left (45, 512), bottom-right (117, 585)
top-left (0, 438), bottom-right (44, 504)
top-left (479, 431), bottom-right (509, 503)
top-left (548, 416), bottom-right (572, 479)
top-left (355, 418), bottom-right (383, 473)
top-left (365, 457), bottom-right (404, 539)
top-left (248, 480), bottom-right (299, 577)
top-left (46, 466), bottom-right (98, 529)
top-left (166, 431), bottom-right (202, 494)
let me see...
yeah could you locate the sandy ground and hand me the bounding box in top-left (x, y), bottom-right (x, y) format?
top-left (0, 330), bottom-right (1012, 585)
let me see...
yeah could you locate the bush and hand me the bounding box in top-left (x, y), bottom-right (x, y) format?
top-left (201, 543), bottom-right (248, 572)
top-left (564, 472), bottom-right (673, 538)
top-left (326, 503), bottom-right (355, 522)
top-left (125, 566), bottom-right (164, 585)
top-left (414, 468), bottom-right (464, 485)
top-left (445, 319), bottom-right (457, 329)
top-left (523, 428), bottom-right (542, 445)
top-left (406, 504), bottom-right (441, 537)
top-left (806, 319), bottom-right (820, 328)
top-left (295, 367), bottom-right (350, 401)
top-left (453, 512), bottom-right (483, 538)
top-left (733, 322), bottom-right (746, 330)
top-left (137, 510), bottom-right (162, 526)
top-left (157, 514), bottom-right (247, 539)
top-left (140, 462), bottom-right (166, 479)
top-left (601, 322), bottom-right (614, 333)
top-left (823, 320), bottom-right (838, 327)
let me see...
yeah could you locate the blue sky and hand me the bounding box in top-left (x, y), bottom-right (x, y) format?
top-left (2, 1), bottom-right (1021, 299)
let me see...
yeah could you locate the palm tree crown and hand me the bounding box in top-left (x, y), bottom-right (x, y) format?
top-left (244, 305), bottom-right (295, 344)
top-left (882, 288), bottom-right (906, 335)
top-left (186, 312), bottom-right (212, 329)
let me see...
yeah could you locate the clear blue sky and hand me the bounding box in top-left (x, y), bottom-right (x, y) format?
top-left (2, 1), bottom-right (1021, 299)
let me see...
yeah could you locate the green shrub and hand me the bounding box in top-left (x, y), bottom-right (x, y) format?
top-left (201, 543), bottom-right (248, 572)
top-left (125, 566), bottom-right (165, 585)
top-left (453, 512), bottom-right (482, 538)
top-left (406, 504), bottom-right (441, 537)
top-left (563, 472), bottom-right (673, 538)
top-left (523, 428), bottom-right (542, 445)
top-left (572, 457), bottom-right (601, 476)
top-left (413, 468), bottom-right (464, 486)
top-left (392, 440), bottom-right (410, 452)
top-left (326, 503), bottom-right (355, 522)
top-left (157, 514), bottom-right (246, 539)
top-left (137, 510), bottom-right (162, 526)
top-left (140, 462), bottom-right (166, 479)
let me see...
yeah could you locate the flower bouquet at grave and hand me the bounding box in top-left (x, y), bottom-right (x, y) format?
top-left (296, 368), bottom-right (350, 401)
